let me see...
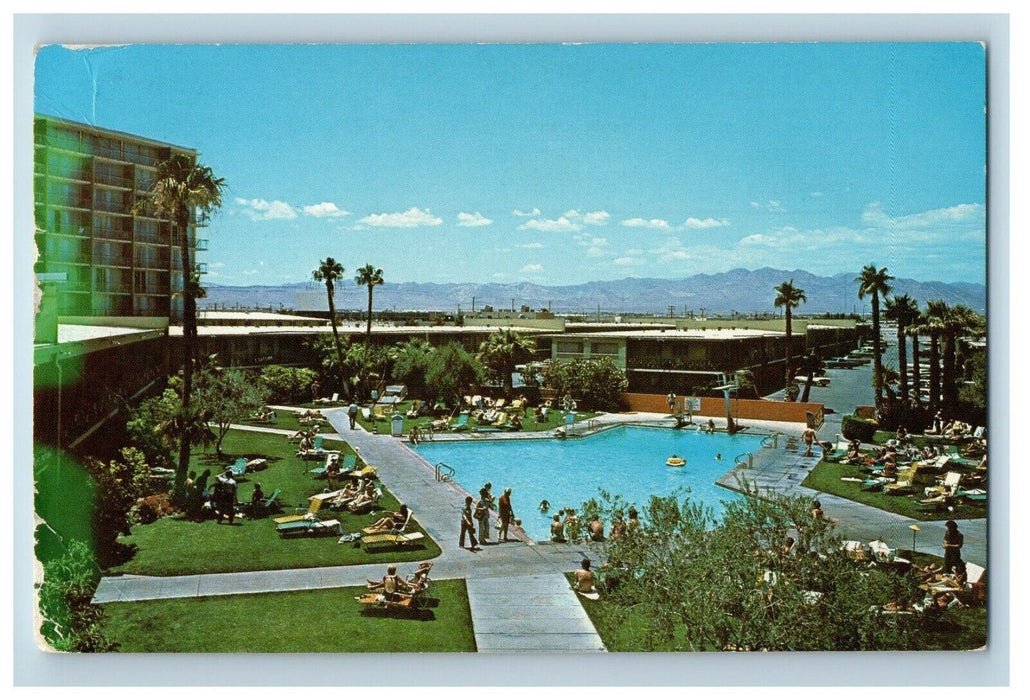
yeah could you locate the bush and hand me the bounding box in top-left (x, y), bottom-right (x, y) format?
top-left (541, 358), bottom-right (628, 412)
top-left (876, 401), bottom-right (932, 433)
top-left (259, 365), bottom-right (319, 404)
top-left (37, 540), bottom-right (113, 652)
top-left (842, 414), bottom-right (878, 443)
top-left (133, 492), bottom-right (176, 525)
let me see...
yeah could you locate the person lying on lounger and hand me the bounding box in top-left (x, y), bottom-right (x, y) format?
top-left (365, 504), bottom-right (410, 534)
top-left (330, 482), bottom-right (363, 508)
top-left (346, 482), bottom-right (378, 511)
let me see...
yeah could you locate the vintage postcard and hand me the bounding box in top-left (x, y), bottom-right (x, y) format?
top-left (31, 41), bottom-right (988, 657)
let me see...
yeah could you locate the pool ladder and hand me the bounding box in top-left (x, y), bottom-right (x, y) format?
top-left (761, 433), bottom-right (782, 449)
top-left (434, 462), bottom-right (455, 483)
top-left (735, 452), bottom-right (754, 469)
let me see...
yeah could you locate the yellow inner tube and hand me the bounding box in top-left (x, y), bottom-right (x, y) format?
top-left (666, 457), bottom-right (686, 467)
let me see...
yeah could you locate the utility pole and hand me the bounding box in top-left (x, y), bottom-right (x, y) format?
top-left (668, 304), bottom-right (675, 318)
top-left (511, 298), bottom-right (515, 313)
top-left (472, 296), bottom-right (476, 313)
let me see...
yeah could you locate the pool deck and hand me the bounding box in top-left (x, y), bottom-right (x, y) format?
top-left (91, 403), bottom-right (985, 651)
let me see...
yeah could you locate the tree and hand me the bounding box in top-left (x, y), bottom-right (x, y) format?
top-left (884, 294), bottom-right (920, 403)
top-left (153, 400), bottom-right (215, 471)
top-left (425, 343), bottom-right (484, 408)
top-left (541, 358), bottom-right (628, 412)
top-left (796, 353), bottom-right (824, 404)
top-left (84, 447), bottom-right (151, 552)
top-left (920, 300), bottom-right (948, 413)
top-left (909, 321), bottom-right (923, 406)
top-left (392, 338), bottom-right (434, 399)
top-left (258, 364), bottom-right (319, 404)
top-left (581, 488), bottom-right (923, 651)
top-left (313, 257), bottom-right (347, 395)
top-left (773, 280), bottom-right (806, 401)
top-left (940, 304), bottom-right (984, 416)
top-left (137, 154), bottom-right (225, 496)
top-left (478, 328), bottom-right (536, 393)
top-left (195, 364), bottom-right (269, 456)
top-left (355, 263), bottom-right (384, 345)
top-left (126, 388), bottom-right (180, 472)
top-left (856, 264), bottom-right (894, 410)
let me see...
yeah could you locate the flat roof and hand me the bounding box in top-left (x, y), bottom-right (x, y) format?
top-left (554, 328), bottom-right (782, 340)
top-left (171, 323), bottom-right (552, 337)
top-left (56, 324), bottom-right (157, 344)
top-left (198, 311), bottom-right (324, 322)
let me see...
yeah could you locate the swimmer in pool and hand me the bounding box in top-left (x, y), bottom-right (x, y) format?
top-left (539, 499), bottom-right (550, 513)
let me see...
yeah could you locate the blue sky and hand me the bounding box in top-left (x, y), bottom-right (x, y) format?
top-left (34, 42), bottom-right (986, 286)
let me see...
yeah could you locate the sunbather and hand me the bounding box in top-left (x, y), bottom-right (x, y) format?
top-left (574, 558), bottom-right (597, 594)
top-left (365, 504), bottom-right (410, 534)
top-left (367, 564), bottom-right (411, 602)
top-left (550, 514), bottom-right (566, 542)
top-left (346, 482), bottom-right (378, 511)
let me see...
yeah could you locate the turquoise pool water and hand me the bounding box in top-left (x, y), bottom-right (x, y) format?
top-left (414, 425), bottom-right (766, 540)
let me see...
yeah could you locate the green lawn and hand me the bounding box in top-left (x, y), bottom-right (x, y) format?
top-left (872, 430), bottom-right (973, 451)
top-left (100, 578), bottom-right (475, 652)
top-left (238, 411), bottom-right (306, 433)
top-left (802, 460), bottom-right (986, 521)
top-left (110, 429), bottom-right (441, 576)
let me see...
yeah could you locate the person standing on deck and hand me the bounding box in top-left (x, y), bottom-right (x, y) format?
top-left (459, 496), bottom-right (479, 551)
top-left (498, 487), bottom-right (515, 542)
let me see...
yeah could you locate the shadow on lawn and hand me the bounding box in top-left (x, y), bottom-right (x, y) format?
top-left (358, 597), bottom-right (442, 621)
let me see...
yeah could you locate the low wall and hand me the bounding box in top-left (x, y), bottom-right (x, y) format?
top-left (622, 392), bottom-right (823, 425)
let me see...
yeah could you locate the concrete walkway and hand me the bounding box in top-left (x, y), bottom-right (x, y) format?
top-left (466, 573), bottom-right (606, 652)
top-left (718, 441), bottom-right (987, 566)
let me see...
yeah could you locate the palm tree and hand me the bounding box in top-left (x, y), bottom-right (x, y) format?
top-left (773, 280), bottom-right (806, 401)
top-left (355, 264), bottom-right (384, 345)
top-left (921, 300), bottom-right (948, 414)
top-left (478, 328), bottom-right (537, 394)
top-left (856, 264), bottom-right (894, 410)
top-left (941, 304), bottom-right (984, 415)
top-left (908, 316), bottom-right (923, 406)
top-left (313, 258), bottom-right (346, 395)
top-left (137, 154), bottom-right (224, 495)
top-left (797, 353), bottom-right (824, 404)
top-left (883, 294), bottom-right (920, 403)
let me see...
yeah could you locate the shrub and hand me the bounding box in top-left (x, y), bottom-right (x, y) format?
top-left (259, 365), bottom-right (319, 404)
top-left (133, 492), bottom-right (176, 525)
top-left (842, 414), bottom-right (878, 443)
top-left (37, 540), bottom-right (113, 652)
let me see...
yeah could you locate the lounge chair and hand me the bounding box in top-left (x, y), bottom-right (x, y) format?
top-left (450, 414), bottom-right (470, 431)
top-left (249, 487), bottom-right (282, 517)
top-left (361, 531), bottom-right (426, 550)
top-left (373, 406), bottom-right (388, 422)
top-left (478, 409), bottom-right (498, 425)
top-left (348, 488), bottom-right (383, 514)
top-left (346, 464), bottom-right (377, 481)
top-left (316, 392), bottom-right (340, 405)
top-left (362, 506), bottom-right (412, 535)
top-left (356, 572), bottom-right (431, 611)
top-left (494, 398), bottom-right (506, 409)
top-left (406, 400), bottom-right (422, 419)
top-left (492, 411), bottom-right (509, 427)
top-left (273, 491), bottom-right (335, 524)
top-left (510, 398), bottom-right (524, 412)
top-left (309, 451), bottom-right (342, 478)
top-left (275, 516), bottom-right (343, 538)
top-left (229, 457), bottom-right (248, 479)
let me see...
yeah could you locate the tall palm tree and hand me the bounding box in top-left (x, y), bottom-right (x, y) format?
top-left (355, 264), bottom-right (384, 345)
top-left (940, 304), bottom-right (985, 415)
top-left (478, 328), bottom-right (537, 394)
top-left (908, 317), bottom-right (923, 406)
top-left (773, 280), bottom-right (806, 401)
top-left (856, 264), bottom-right (894, 410)
top-left (137, 154), bottom-right (224, 495)
top-left (921, 300), bottom-right (948, 414)
top-left (313, 258), bottom-right (346, 395)
top-left (883, 294), bottom-right (920, 403)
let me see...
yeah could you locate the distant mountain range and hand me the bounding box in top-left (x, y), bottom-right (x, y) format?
top-left (201, 268), bottom-right (986, 316)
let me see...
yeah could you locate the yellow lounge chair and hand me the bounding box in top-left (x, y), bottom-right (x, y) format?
top-left (492, 411), bottom-right (508, 427)
top-left (361, 531), bottom-right (425, 550)
top-left (273, 492), bottom-right (334, 524)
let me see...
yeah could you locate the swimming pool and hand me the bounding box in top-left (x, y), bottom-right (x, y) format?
top-left (414, 425), bottom-right (767, 540)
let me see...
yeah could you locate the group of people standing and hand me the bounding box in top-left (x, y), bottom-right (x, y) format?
top-left (459, 482), bottom-right (518, 551)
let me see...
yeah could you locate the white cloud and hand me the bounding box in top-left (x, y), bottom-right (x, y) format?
top-left (518, 217), bottom-right (581, 232)
top-left (861, 202), bottom-right (985, 229)
top-left (563, 209), bottom-right (581, 218)
top-left (750, 200), bottom-right (785, 213)
top-left (520, 263), bottom-right (543, 272)
top-left (515, 242), bottom-right (545, 249)
top-left (302, 202), bottom-right (350, 218)
top-left (512, 207), bottom-right (541, 217)
top-left (583, 210), bottom-right (611, 225)
top-left (235, 198), bottom-right (298, 221)
top-left (624, 248), bottom-right (644, 256)
top-left (358, 207), bottom-right (443, 228)
top-left (683, 217), bottom-right (729, 229)
top-left (621, 217), bottom-right (672, 230)
top-left (613, 256), bottom-right (644, 267)
top-left (242, 269), bottom-right (259, 275)
top-left (210, 261), bottom-right (226, 268)
top-left (457, 211), bottom-right (493, 227)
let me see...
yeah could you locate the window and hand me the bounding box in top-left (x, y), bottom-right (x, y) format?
top-left (591, 342), bottom-right (620, 356)
top-left (557, 341), bottom-right (584, 354)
